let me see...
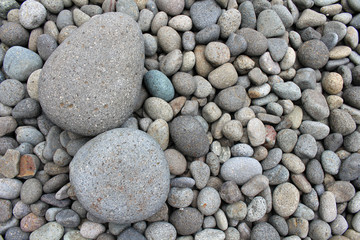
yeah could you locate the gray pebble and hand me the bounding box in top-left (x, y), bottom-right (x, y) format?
top-left (80, 5), bottom-right (103, 17)
top-left (339, 153), bottom-right (360, 181)
top-left (306, 159), bottom-right (324, 185)
top-left (195, 24), bottom-right (220, 45)
top-left (273, 82), bottom-right (301, 101)
top-left (308, 220), bottom-right (331, 240)
top-left (329, 109), bottom-right (356, 136)
top-left (12, 98), bottom-right (41, 119)
top-left (195, 229), bottom-right (226, 240)
top-left (321, 32), bottom-right (338, 50)
top-left (257, 9), bottom-right (285, 38)
top-left (321, 150), bottom-right (341, 175)
top-left (219, 181), bottom-right (243, 204)
top-left (267, 38), bottom-right (288, 62)
top-left (237, 28), bottom-right (268, 56)
top-left (272, 4), bottom-right (294, 28)
top-left (20, 178), bottom-right (42, 205)
top-left (117, 227), bottom-right (146, 240)
top-left (221, 157), bottom-right (262, 185)
top-left (297, 40), bottom-right (329, 69)
top-left (251, 222), bottom-right (280, 240)
top-left (43, 173), bottom-right (69, 193)
top-left (323, 21), bottom-right (347, 43)
top-left (239, 1), bottom-right (256, 29)
top-left (331, 214), bottom-right (348, 235)
top-left (168, 187), bottom-right (193, 208)
top-left (190, 0), bottom-right (221, 30)
top-left (294, 134), bottom-right (317, 159)
top-left (263, 165), bottom-right (289, 185)
top-left (16, 126), bottom-right (44, 146)
top-left (226, 33), bottom-right (247, 57)
top-left (0, 22), bottom-right (29, 47)
top-left (293, 203), bottom-right (315, 221)
top-left (0, 178), bottom-right (22, 199)
top-left (145, 222), bottom-right (176, 240)
top-left (293, 68), bottom-right (317, 90)
top-left (170, 207), bottom-right (203, 235)
top-left (301, 89), bottom-right (330, 121)
top-left (215, 85), bottom-right (248, 112)
top-left (190, 161), bottom-right (210, 189)
top-left (19, 0), bottom-right (47, 29)
top-left (182, 31), bottom-right (196, 51)
top-left (0, 79), bottom-right (25, 107)
top-left (277, 129), bottom-right (298, 153)
top-left (37, 34), bottom-right (58, 61)
top-left (269, 215), bottom-right (288, 236)
top-left (0, 199), bottom-right (12, 223)
top-left (246, 196), bottom-right (267, 222)
top-left (55, 209), bottom-right (80, 228)
top-left (12, 201), bottom-right (31, 219)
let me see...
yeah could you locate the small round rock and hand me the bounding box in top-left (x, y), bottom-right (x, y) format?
top-left (298, 40), bottom-right (329, 69)
top-left (19, 0), bottom-right (47, 29)
top-left (70, 128), bottom-right (170, 224)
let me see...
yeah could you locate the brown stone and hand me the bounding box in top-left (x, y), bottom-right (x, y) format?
top-left (17, 154), bottom-right (40, 179)
top-left (44, 162), bottom-right (69, 176)
top-left (264, 125), bottom-right (276, 149)
top-left (20, 213), bottom-right (46, 232)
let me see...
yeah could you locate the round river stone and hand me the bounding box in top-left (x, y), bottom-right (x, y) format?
top-left (39, 12), bottom-right (144, 136)
top-left (69, 128), bottom-right (170, 224)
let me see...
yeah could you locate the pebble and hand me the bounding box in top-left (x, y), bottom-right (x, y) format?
top-left (190, 161), bottom-right (210, 189)
top-left (29, 222), bottom-right (64, 240)
top-left (319, 191), bottom-right (337, 222)
top-left (0, 199), bottom-right (12, 223)
top-left (168, 187), bottom-right (193, 208)
top-left (264, 164), bottom-right (289, 185)
top-left (190, 0), bottom-right (221, 30)
top-left (220, 157), bottom-right (262, 185)
top-left (208, 63), bottom-right (237, 89)
top-left (80, 221), bottom-right (106, 239)
top-left (0, 22), bottom-right (29, 47)
top-left (273, 183), bottom-right (300, 217)
top-left (115, 0), bottom-right (139, 21)
top-left (257, 9), bottom-right (285, 37)
top-left (222, 120), bottom-right (243, 141)
top-left (37, 34), bottom-right (58, 61)
top-left (321, 150), bottom-right (341, 175)
top-left (158, 26), bottom-right (181, 53)
top-left (293, 203), bottom-right (315, 221)
top-left (165, 149), bottom-right (187, 176)
top-left (195, 229), bottom-right (226, 240)
top-left (144, 70), bottom-right (175, 102)
top-left (0, 178), bottom-right (22, 199)
top-left (16, 126), bottom-right (44, 146)
top-left (195, 24), bottom-right (220, 45)
top-left (343, 86), bottom-right (360, 109)
top-left (329, 109), bottom-right (356, 136)
top-left (55, 209), bottom-right (80, 228)
top-left (170, 207), bottom-right (203, 235)
top-left (12, 98), bottom-right (41, 119)
top-left (296, 9), bottom-right (327, 29)
top-left (3, 46), bottom-right (43, 82)
top-left (267, 38), bottom-right (288, 62)
top-left (219, 181), bottom-right (243, 204)
top-left (251, 222), bottom-right (280, 240)
top-left (197, 187), bottom-right (221, 215)
top-left (306, 159), bottom-right (325, 185)
top-left (0, 0), bottom-right (19, 19)
top-left (226, 33), bottom-right (247, 57)
top-left (301, 89), bottom-right (330, 121)
top-left (331, 215), bottom-right (349, 235)
top-left (159, 49), bottom-right (183, 76)
top-left (145, 222), bottom-right (176, 240)
top-left (4, 227), bottom-right (29, 240)
top-left (156, 0), bottom-right (184, 16)
top-left (226, 201), bottom-right (247, 221)
top-left (168, 15), bottom-right (192, 31)
top-left (20, 213), bottom-right (45, 232)
top-left (282, 153), bottom-right (305, 174)
top-left (298, 40), bottom-right (329, 69)
top-left (273, 82), bottom-right (301, 101)
top-left (144, 97), bottom-right (173, 121)
top-left (247, 118), bottom-right (266, 147)
top-left (170, 116), bottom-right (209, 157)
top-left (308, 220), bottom-right (331, 240)
top-left (19, 0), bottom-right (47, 29)
top-left (259, 52), bottom-right (281, 75)
top-left (63, 230), bottom-right (89, 240)
top-left (294, 134), bottom-right (317, 159)
top-left (246, 196), bottom-right (267, 222)
top-left (20, 178), bottom-right (42, 205)
top-left (237, 28), bottom-right (268, 56)
top-left (218, 9), bottom-right (241, 39)
top-left (327, 180), bottom-right (356, 203)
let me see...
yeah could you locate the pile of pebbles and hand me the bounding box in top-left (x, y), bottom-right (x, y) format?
top-left (0, 0), bottom-right (360, 239)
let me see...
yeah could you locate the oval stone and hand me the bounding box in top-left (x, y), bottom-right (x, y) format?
top-left (220, 157), bottom-right (262, 185)
top-left (69, 128), bottom-right (170, 224)
top-left (39, 12), bottom-right (144, 136)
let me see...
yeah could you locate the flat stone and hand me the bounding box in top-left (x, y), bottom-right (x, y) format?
top-left (39, 13), bottom-right (144, 136)
top-left (70, 128), bottom-right (169, 224)
top-left (220, 157), bottom-right (262, 185)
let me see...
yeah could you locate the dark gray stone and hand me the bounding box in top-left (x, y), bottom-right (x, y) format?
top-left (70, 128), bottom-right (169, 224)
top-left (323, 21), bottom-right (347, 42)
top-left (343, 87), bottom-right (360, 109)
top-left (263, 165), bottom-right (289, 185)
top-left (267, 38), bottom-right (288, 62)
top-left (339, 153), bottom-right (360, 181)
top-left (20, 179), bottom-right (42, 205)
top-left (37, 34), bottom-right (58, 61)
top-left (5, 227), bottom-right (29, 240)
top-left (293, 68), bottom-right (316, 90)
top-left (329, 109), bottom-right (356, 136)
top-left (257, 9), bottom-right (285, 38)
top-left (170, 207), bottom-right (203, 235)
top-left (12, 98), bottom-right (41, 119)
top-left (214, 85), bottom-right (248, 112)
top-left (0, 22), bottom-right (29, 47)
top-left (298, 40), bottom-right (329, 69)
top-left (117, 228), bottom-right (146, 240)
top-left (55, 209), bottom-right (80, 228)
top-left (0, 137), bottom-right (19, 156)
top-left (300, 27), bottom-right (321, 41)
top-left (237, 28), bottom-right (268, 56)
top-left (39, 12), bottom-right (144, 136)
top-left (306, 159), bottom-right (324, 185)
top-left (190, 0), bottom-right (221, 30)
top-left (195, 24), bottom-right (220, 45)
top-left (301, 89), bottom-right (330, 121)
top-left (169, 116), bottom-right (209, 157)
top-left (321, 32), bottom-right (338, 50)
top-left (239, 1), bottom-right (256, 29)
top-left (226, 33), bottom-right (247, 57)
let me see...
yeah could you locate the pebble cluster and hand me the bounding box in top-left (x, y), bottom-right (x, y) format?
top-left (0, 0), bottom-right (359, 240)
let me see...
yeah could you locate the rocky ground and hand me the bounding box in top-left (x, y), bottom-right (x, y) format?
top-left (0, 0), bottom-right (360, 239)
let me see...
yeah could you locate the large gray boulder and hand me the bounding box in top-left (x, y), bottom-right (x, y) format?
top-left (70, 128), bottom-right (170, 224)
top-left (39, 12), bottom-right (144, 136)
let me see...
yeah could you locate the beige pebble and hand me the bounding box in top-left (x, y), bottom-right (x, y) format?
top-left (169, 96), bottom-right (186, 116)
top-left (28, 28), bottom-right (44, 52)
top-left (322, 72), bottom-right (343, 94)
top-left (147, 119), bottom-right (169, 150)
top-left (329, 46), bottom-right (352, 59)
top-left (58, 25), bottom-right (77, 44)
top-left (27, 69), bottom-right (42, 101)
top-left (326, 95), bottom-right (343, 110)
top-left (320, 4), bottom-right (342, 16)
top-left (194, 45), bottom-right (214, 78)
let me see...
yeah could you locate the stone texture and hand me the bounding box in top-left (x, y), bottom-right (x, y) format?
top-left (39, 13), bottom-right (144, 136)
top-left (70, 128), bottom-right (169, 224)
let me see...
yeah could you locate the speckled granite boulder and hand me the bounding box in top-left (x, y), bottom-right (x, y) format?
top-left (39, 12), bottom-right (144, 136)
top-left (69, 128), bottom-right (170, 224)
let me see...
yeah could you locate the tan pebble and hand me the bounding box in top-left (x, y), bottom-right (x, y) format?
top-left (326, 95), bottom-right (343, 110)
top-left (28, 28), bottom-right (43, 52)
top-left (194, 45), bottom-right (214, 78)
top-left (320, 4), bottom-right (342, 16)
top-left (329, 46), bottom-right (352, 59)
top-left (169, 96), bottom-right (186, 116)
top-left (322, 72), bottom-right (343, 94)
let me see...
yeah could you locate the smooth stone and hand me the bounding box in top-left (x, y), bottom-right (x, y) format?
top-left (268, 38), bottom-right (288, 62)
top-left (117, 228), bottom-right (146, 240)
top-left (239, 1), bottom-right (256, 29)
top-left (246, 196), bottom-right (267, 222)
top-left (20, 179), bottom-right (42, 205)
top-left (343, 87), bottom-right (360, 109)
top-left (257, 9), bottom-right (285, 37)
top-left (29, 222), bottom-right (64, 240)
top-left (195, 24), bottom-right (220, 45)
top-left (155, 0), bottom-right (184, 16)
top-left (273, 82), bottom-right (301, 101)
top-left (170, 207), bottom-right (203, 235)
top-left (226, 33), bottom-right (247, 57)
top-left (247, 118), bottom-right (266, 147)
top-left (301, 89), bottom-right (330, 121)
top-left (12, 98), bottom-right (41, 119)
top-left (263, 165), bottom-right (289, 185)
top-left (116, 0), bottom-right (139, 21)
top-left (237, 28), bottom-right (268, 56)
top-left (19, 1), bottom-right (47, 29)
top-left (0, 0), bottom-right (19, 19)
top-left (37, 34), bottom-right (58, 61)
top-left (3, 46), bottom-right (43, 82)
top-left (145, 222), bottom-right (176, 240)
top-left (157, 26), bottom-right (181, 53)
top-left (299, 121), bottom-right (330, 140)
top-left (0, 22), bottom-right (29, 47)
top-left (144, 97), bottom-right (173, 121)
top-left (70, 128), bottom-right (170, 224)
top-left (79, 221), bottom-right (106, 239)
top-left (298, 40), bottom-right (329, 69)
top-left (168, 15), bottom-right (192, 31)
top-left (214, 85), bottom-right (248, 112)
top-left (294, 134), bottom-right (317, 159)
top-left (321, 32), bottom-right (338, 50)
top-left (144, 70), bottom-right (175, 102)
top-left (208, 63), bottom-right (237, 89)
top-left (296, 9), bottom-right (327, 29)
top-left (39, 13), bottom-right (144, 136)
top-left (190, 161), bottom-right (210, 189)
top-left (338, 153), bottom-right (360, 181)
top-left (190, 0), bottom-right (222, 30)
top-left (251, 222), bottom-right (280, 240)
top-left (159, 49), bottom-right (183, 76)
top-left (259, 52), bottom-right (281, 75)
top-left (218, 9), bottom-right (242, 39)
top-left (321, 150), bottom-right (341, 175)
top-left (329, 109), bottom-right (356, 136)
top-left (4, 227), bottom-right (29, 240)
top-left (170, 116), bottom-right (209, 157)
top-left (197, 187), bottom-right (221, 215)
top-left (319, 191), bottom-right (337, 222)
top-left (167, 187), bottom-right (193, 208)
top-left (220, 157), bottom-right (262, 185)
top-left (273, 182), bottom-right (300, 218)
top-left (309, 220), bottom-right (331, 240)
top-left (195, 229), bottom-right (225, 240)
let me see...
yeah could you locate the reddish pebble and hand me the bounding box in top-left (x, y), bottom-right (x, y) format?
top-left (20, 213), bottom-right (46, 232)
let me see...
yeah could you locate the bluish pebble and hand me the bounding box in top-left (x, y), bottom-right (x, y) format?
top-left (144, 70), bottom-right (175, 102)
top-left (3, 46), bottom-right (43, 82)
